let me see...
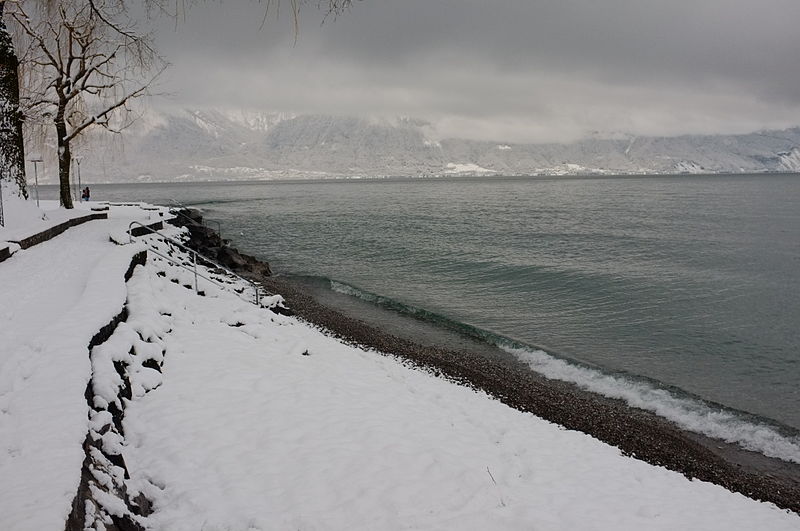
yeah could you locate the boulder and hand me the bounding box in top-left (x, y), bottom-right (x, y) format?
top-left (216, 246), bottom-right (249, 271)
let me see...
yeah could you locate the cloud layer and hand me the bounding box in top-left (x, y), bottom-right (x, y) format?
top-left (151, 0), bottom-right (800, 143)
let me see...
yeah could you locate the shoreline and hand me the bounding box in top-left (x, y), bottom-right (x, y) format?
top-left (258, 273), bottom-right (800, 514)
top-left (171, 207), bottom-right (800, 514)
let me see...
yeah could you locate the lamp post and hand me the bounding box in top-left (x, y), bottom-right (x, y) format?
top-left (72, 159), bottom-right (77, 201)
top-left (30, 158), bottom-right (43, 208)
top-left (75, 157), bottom-right (82, 201)
top-left (72, 156), bottom-right (83, 201)
top-left (0, 176), bottom-right (4, 227)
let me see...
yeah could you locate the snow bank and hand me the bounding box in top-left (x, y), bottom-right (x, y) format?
top-left (0, 191), bottom-right (132, 261)
top-left (122, 244), bottom-right (799, 530)
top-left (0, 195), bottom-right (93, 245)
top-left (0, 184), bottom-right (45, 237)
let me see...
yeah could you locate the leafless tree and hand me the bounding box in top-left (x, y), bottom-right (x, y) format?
top-left (1, 0), bottom-right (355, 209)
top-left (11, 0), bottom-right (164, 208)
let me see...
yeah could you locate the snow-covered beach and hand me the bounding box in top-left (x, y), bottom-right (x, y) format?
top-left (1, 194), bottom-right (799, 530)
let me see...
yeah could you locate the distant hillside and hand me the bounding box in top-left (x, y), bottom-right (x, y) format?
top-left (61, 109), bottom-right (800, 183)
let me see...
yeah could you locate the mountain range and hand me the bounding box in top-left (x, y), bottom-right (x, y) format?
top-left (68, 109), bottom-right (800, 183)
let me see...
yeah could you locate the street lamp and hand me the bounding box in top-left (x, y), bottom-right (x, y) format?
top-left (72, 159), bottom-right (78, 201)
top-left (29, 158), bottom-right (43, 208)
top-left (72, 156), bottom-right (83, 201)
top-left (75, 157), bottom-right (82, 201)
top-left (0, 175), bottom-right (4, 227)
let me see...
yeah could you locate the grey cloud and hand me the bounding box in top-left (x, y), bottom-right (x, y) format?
top-left (150, 0), bottom-right (800, 142)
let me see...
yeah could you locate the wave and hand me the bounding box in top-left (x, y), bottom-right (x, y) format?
top-left (504, 345), bottom-right (800, 464)
top-left (330, 280), bottom-right (503, 343)
top-left (186, 198), bottom-right (249, 207)
top-left (328, 278), bottom-right (800, 464)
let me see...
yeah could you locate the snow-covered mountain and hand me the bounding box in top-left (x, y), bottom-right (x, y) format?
top-left (72, 109), bottom-right (800, 182)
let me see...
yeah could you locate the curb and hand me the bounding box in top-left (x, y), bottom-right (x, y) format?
top-left (7, 212), bottom-right (109, 251)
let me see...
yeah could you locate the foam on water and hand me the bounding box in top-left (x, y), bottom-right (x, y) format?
top-left (331, 278), bottom-right (800, 464)
top-left (504, 346), bottom-right (800, 464)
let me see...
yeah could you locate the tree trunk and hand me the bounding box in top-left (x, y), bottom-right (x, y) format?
top-left (55, 108), bottom-right (73, 209)
top-left (0, 1), bottom-right (28, 199)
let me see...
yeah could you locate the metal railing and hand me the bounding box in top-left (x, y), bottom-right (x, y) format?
top-left (128, 221), bottom-right (261, 306)
top-left (168, 199), bottom-right (222, 239)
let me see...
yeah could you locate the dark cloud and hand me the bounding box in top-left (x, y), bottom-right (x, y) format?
top-left (150, 0), bottom-right (800, 142)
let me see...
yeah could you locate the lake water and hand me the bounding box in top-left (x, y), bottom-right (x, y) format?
top-left (43, 174), bottom-right (800, 461)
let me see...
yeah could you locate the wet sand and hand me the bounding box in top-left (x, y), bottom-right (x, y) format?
top-left (259, 274), bottom-right (800, 514)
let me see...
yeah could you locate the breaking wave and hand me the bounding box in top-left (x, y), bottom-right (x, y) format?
top-left (329, 278), bottom-right (800, 464)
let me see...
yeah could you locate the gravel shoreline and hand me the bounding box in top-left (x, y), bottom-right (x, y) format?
top-left (259, 274), bottom-right (800, 514)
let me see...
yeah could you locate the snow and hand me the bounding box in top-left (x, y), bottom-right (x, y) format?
top-left (778, 147), bottom-right (800, 172)
top-left (1, 199), bottom-right (799, 530)
top-left (674, 160), bottom-right (706, 174)
top-left (0, 193), bottom-right (89, 245)
top-left (443, 162), bottom-right (497, 175)
top-left (424, 139), bottom-right (442, 148)
top-left (0, 200), bottom-right (166, 530)
top-left (62, 111), bottom-right (800, 183)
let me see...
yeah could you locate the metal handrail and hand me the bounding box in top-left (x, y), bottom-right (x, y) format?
top-left (128, 221), bottom-right (260, 306)
top-left (145, 246), bottom-right (229, 293)
top-left (206, 219), bottom-right (222, 237)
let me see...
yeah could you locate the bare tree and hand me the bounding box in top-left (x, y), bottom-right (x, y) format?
top-left (1, 0), bottom-right (354, 209)
top-left (11, 0), bottom-right (164, 208)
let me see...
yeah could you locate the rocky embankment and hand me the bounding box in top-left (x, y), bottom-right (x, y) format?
top-left (167, 208), bottom-right (271, 278)
top-left (64, 209), bottom-right (277, 531)
top-left (67, 252), bottom-right (157, 531)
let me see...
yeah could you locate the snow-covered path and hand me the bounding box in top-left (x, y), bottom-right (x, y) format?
top-left (0, 205), bottom-right (158, 531)
top-left (1, 220), bottom-right (121, 346)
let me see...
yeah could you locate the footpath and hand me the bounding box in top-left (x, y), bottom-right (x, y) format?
top-left (0, 202), bottom-right (163, 530)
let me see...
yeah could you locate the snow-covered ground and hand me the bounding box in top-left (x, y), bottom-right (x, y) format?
top-left (1, 197), bottom-right (799, 530)
top-left (0, 197), bottom-right (163, 530)
top-left (0, 188), bottom-right (93, 247)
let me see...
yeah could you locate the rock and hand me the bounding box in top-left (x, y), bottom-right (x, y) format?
top-left (183, 208), bottom-right (204, 223)
top-left (165, 209), bottom-right (272, 277)
top-left (269, 304), bottom-right (294, 316)
top-left (239, 251), bottom-right (273, 276)
top-left (216, 246), bottom-right (249, 271)
top-left (186, 223), bottom-right (218, 240)
top-left (255, 262), bottom-right (272, 277)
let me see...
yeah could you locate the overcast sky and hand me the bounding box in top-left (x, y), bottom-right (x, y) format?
top-left (151, 0), bottom-right (800, 143)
